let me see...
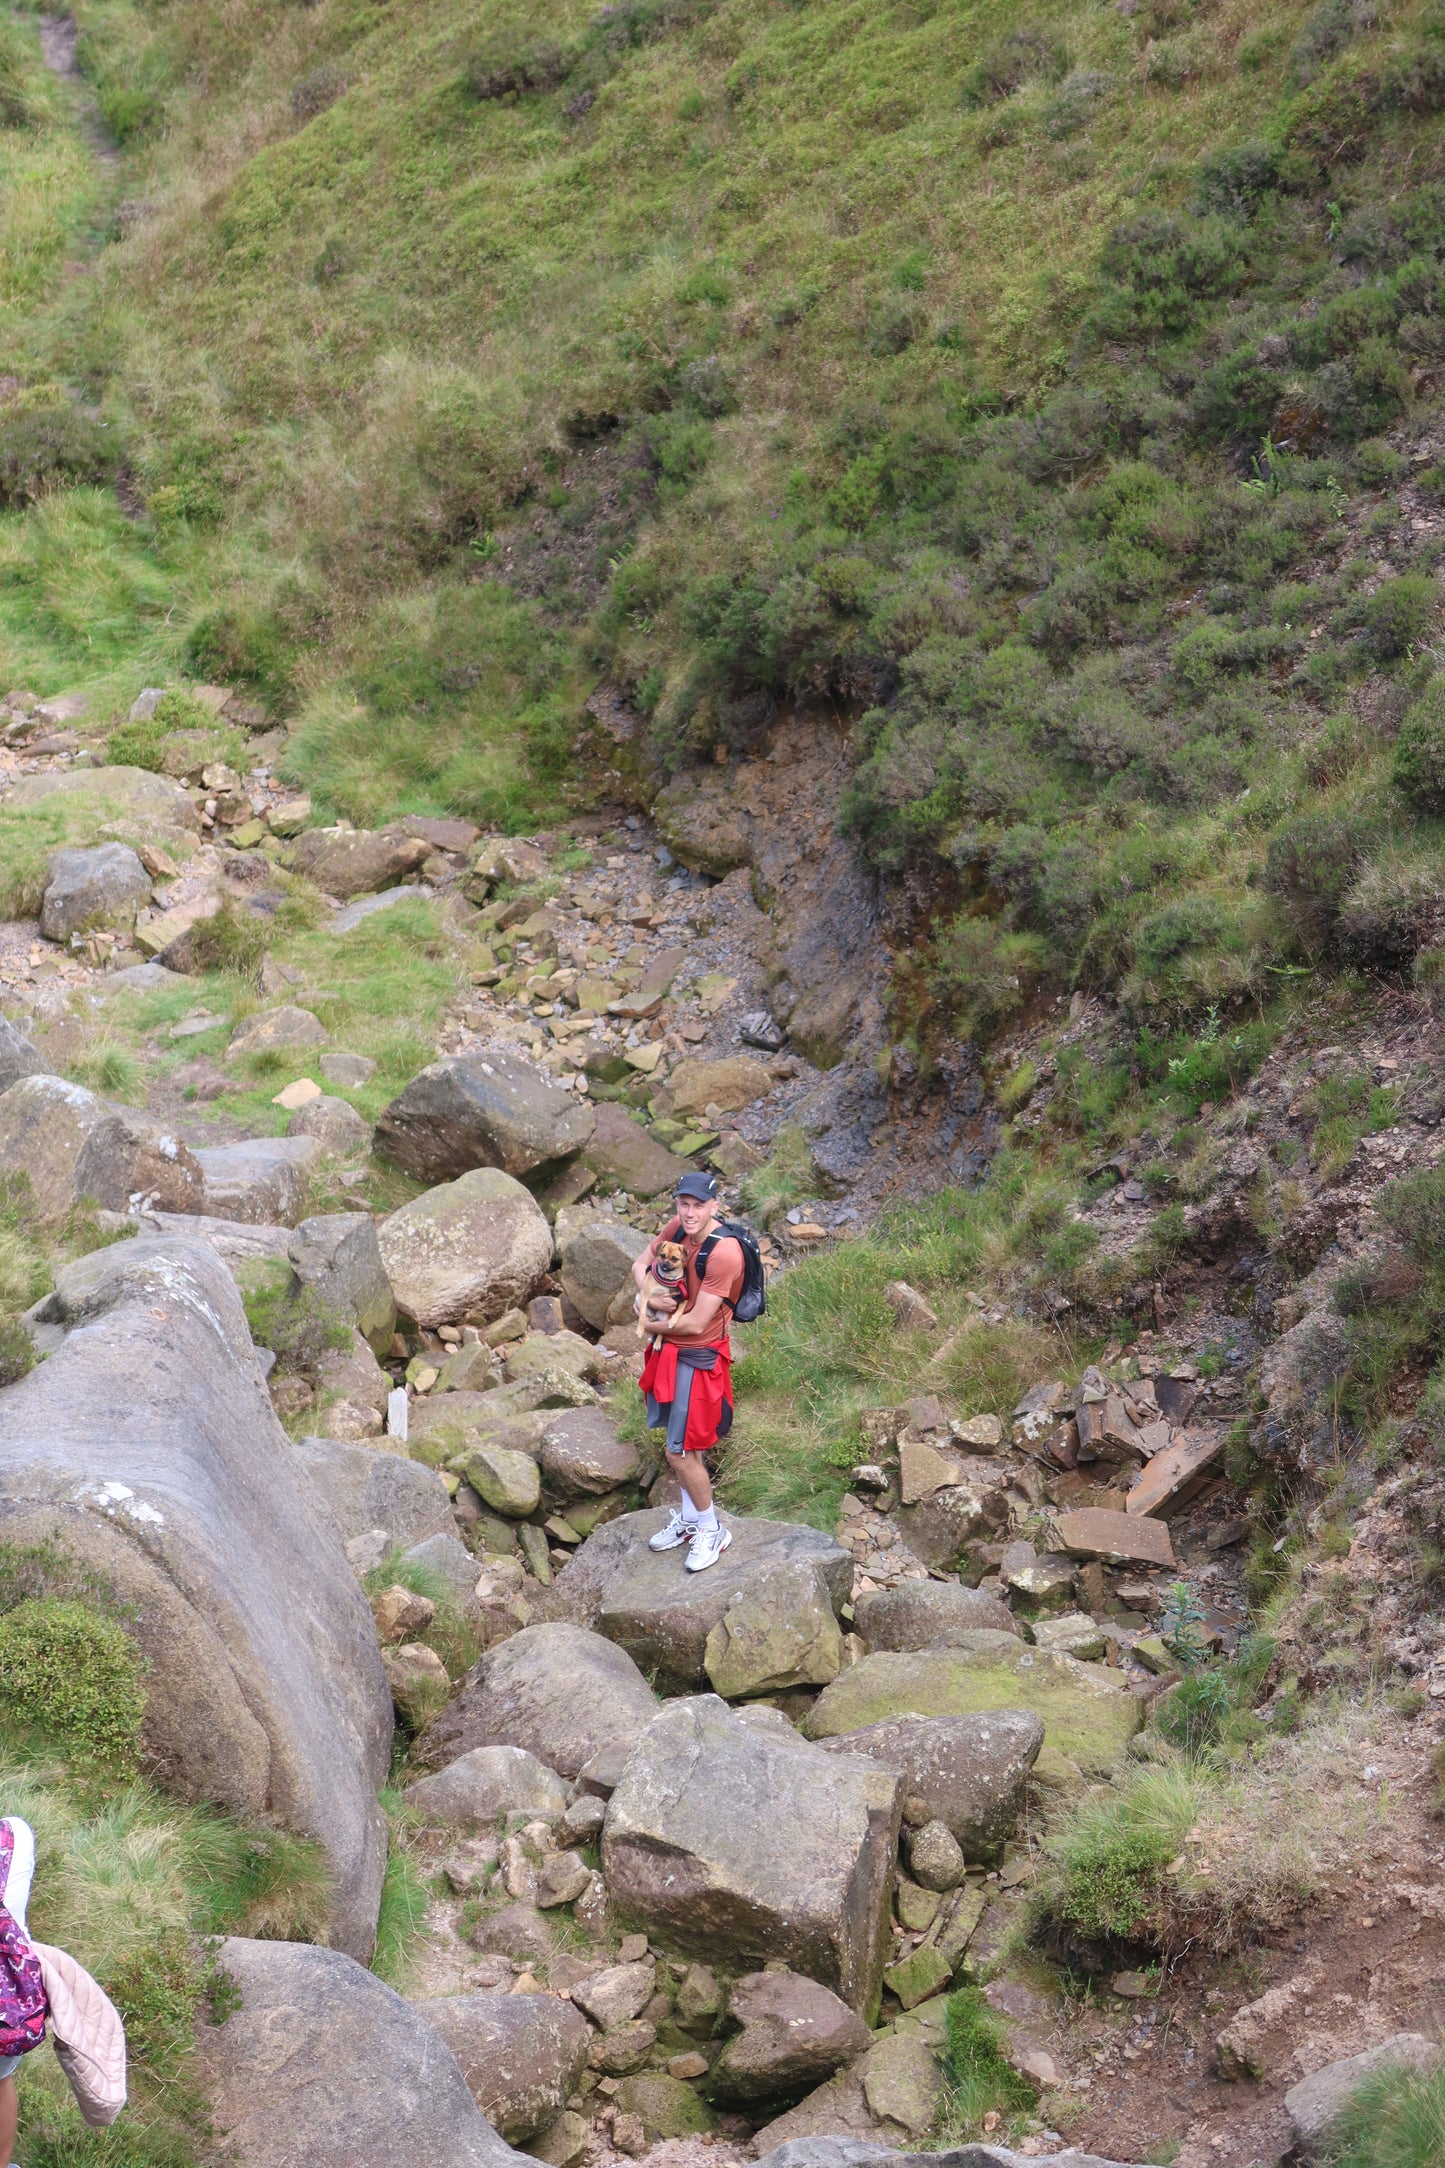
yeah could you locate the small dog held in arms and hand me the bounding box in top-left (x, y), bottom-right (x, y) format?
top-left (638, 1240), bottom-right (687, 1333)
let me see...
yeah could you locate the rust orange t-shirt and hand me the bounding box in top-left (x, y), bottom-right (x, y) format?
top-left (658, 1214), bottom-right (744, 1349)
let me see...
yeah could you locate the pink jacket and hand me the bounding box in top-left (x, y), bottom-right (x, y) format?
top-left (32, 1943), bottom-right (126, 2127)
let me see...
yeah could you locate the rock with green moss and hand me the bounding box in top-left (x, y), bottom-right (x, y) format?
top-left (613, 2072), bottom-right (714, 2140)
top-left (881, 1944), bottom-right (952, 2011)
top-left (5, 764), bottom-right (200, 846)
top-left (379, 1167), bottom-right (554, 1331)
top-left (703, 1560), bottom-right (845, 1698)
top-left (801, 1645), bottom-right (1140, 1776)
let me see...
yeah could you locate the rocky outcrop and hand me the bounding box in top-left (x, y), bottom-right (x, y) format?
top-left (710, 1970), bottom-right (873, 2103)
top-left (228, 1005), bottom-right (330, 1056)
top-left (413, 1623), bottom-right (658, 1780)
top-left (703, 1560), bottom-right (845, 1699)
top-left (288, 1092), bottom-right (372, 1158)
top-left (379, 1168), bottom-right (553, 1327)
top-left (196, 1938), bottom-right (523, 2167)
top-left (600, 1695), bottom-right (900, 2013)
top-left (7, 764), bottom-right (200, 843)
top-left (814, 1712), bottom-right (1043, 1858)
top-left (802, 1644), bottom-right (1139, 1777)
top-left (0, 1237), bottom-right (391, 1955)
top-left (579, 1102), bottom-right (695, 1198)
top-left (415, 1992), bottom-right (590, 2143)
top-left (375, 1052), bottom-right (594, 1182)
top-left (291, 1434), bottom-right (454, 1553)
top-left (286, 1211), bottom-right (395, 1350)
top-left (547, 1511), bottom-right (852, 1690)
top-left (0, 1074), bottom-right (202, 1221)
top-left (537, 1408), bottom-right (641, 1499)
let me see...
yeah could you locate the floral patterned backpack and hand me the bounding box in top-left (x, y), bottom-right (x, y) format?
top-left (0, 1823), bottom-right (47, 2059)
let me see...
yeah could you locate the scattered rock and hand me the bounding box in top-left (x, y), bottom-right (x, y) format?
top-left (375, 1052), bottom-right (595, 1183)
top-left (383, 1640), bottom-right (450, 1724)
top-left (664, 1056), bottom-right (770, 1118)
top-left (548, 1510), bottom-right (852, 1690)
top-left (710, 1970), bottom-right (873, 2103)
top-left (282, 824), bottom-right (434, 899)
top-left (611, 2072), bottom-right (714, 2142)
top-left (379, 1168), bottom-right (553, 1329)
top-left (0, 1075), bottom-right (203, 1221)
top-left (0, 1017), bottom-right (46, 1093)
top-left (229, 1005), bottom-right (330, 1056)
top-left (1052, 1508), bottom-right (1175, 1569)
top-left (194, 1938), bottom-right (519, 2168)
top-left (601, 1694), bottom-right (899, 2012)
top-left (853, 1583), bottom-right (1019, 1651)
top-left (466, 1441), bottom-right (542, 1519)
top-left (320, 1049), bottom-right (376, 1088)
top-left (811, 1710), bottom-right (1042, 1859)
top-left (703, 1560), bottom-right (845, 1699)
top-left (413, 1622), bottom-right (658, 1781)
top-left (579, 1101), bottom-right (696, 1199)
top-left (882, 1281), bottom-right (938, 1333)
top-left (413, 1992), bottom-right (589, 2143)
top-left (529, 2111), bottom-right (588, 2167)
top-left (805, 1646), bottom-right (1136, 1778)
top-left (39, 842), bottom-right (151, 940)
top-left (537, 1850), bottom-right (591, 1908)
top-left (290, 1212), bottom-right (396, 1353)
top-left (7, 764), bottom-right (200, 844)
top-left (1033, 1613), bottom-right (1107, 1662)
top-left (372, 1583), bottom-right (435, 1643)
top-left (906, 1819), bottom-right (966, 1891)
top-left (572, 1961), bottom-right (656, 2031)
top-left (295, 1434), bottom-right (455, 1553)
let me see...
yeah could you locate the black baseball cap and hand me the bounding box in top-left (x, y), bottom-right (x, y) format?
top-left (674, 1171), bottom-right (720, 1201)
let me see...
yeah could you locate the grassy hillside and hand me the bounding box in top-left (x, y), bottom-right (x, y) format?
top-left (4, 0), bottom-right (1445, 1032)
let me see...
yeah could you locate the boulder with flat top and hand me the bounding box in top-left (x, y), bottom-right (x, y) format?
top-left (813, 1711), bottom-right (1043, 1859)
top-left (412, 1622), bottom-right (659, 1780)
top-left (379, 1168), bottom-right (553, 1328)
top-left (375, 1052), bottom-right (595, 1183)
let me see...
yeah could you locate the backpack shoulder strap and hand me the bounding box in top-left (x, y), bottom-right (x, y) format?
top-left (693, 1226), bottom-right (740, 1309)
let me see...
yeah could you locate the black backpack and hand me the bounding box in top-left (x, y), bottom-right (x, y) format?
top-left (695, 1219), bottom-right (768, 1324)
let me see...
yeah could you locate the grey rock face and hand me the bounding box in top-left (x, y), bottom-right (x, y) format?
top-left (228, 1005), bottom-right (330, 1056)
top-left (414, 1622), bottom-right (659, 1781)
top-left (0, 1017), bottom-right (47, 1093)
top-left (711, 1970), bottom-right (873, 2103)
top-left (558, 1218), bottom-right (649, 1331)
top-left (375, 1051), bottom-right (595, 1183)
top-left (379, 1167), bottom-right (554, 1329)
top-left (194, 1135), bottom-right (318, 1225)
top-left (291, 1434), bottom-right (454, 1552)
top-left (853, 1583), bottom-right (1020, 1651)
top-left (405, 1745), bottom-right (568, 1827)
top-left (0, 1074), bottom-right (202, 1221)
top-left (601, 1696), bottom-right (900, 2013)
top-left (288, 1210), bottom-right (394, 1351)
top-left (195, 1938), bottom-right (523, 2168)
top-left (7, 764), bottom-right (200, 842)
top-left (538, 1408), bottom-right (641, 1499)
top-left (287, 1093), bottom-right (372, 1159)
top-left (547, 1511), bottom-right (852, 1690)
top-left (414, 1992), bottom-right (590, 2142)
top-left (39, 842), bottom-right (151, 941)
top-left (704, 1561), bottom-right (845, 1699)
top-left (1285, 2034), bottom-right (1442, 2158)
top-left (813, 1712), bottom-right (1043, 1860)
top-left (401, 1529), bottom-right (480, 1602)
top-left (0, 1238), bottom-right (391, 1955)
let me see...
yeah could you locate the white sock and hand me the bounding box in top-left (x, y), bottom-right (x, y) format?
top-left (678, 1491), bottom-right (700, 1523)
top-left (695, 1505), bottom-right (718, 1533)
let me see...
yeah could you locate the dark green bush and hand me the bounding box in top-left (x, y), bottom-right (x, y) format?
top-left (1363, 574), bottom-right (1437, 660)
top-left (960, 26), bottom-right (1068, 105)
top-left (1393, 680), bottom-right (1445, 811)
top-left (1195, 139), bottom-right (1282, 218)
top-left (0, 1316), bottom-right (33, 1388)
top-left (1133, 895), bottom-right (1227, 979)
top-left (1262, 807), bottom-right (1378, 954)
top-left (0, 1598), bottom-right (146, 1770)
top-left (462, 36), bottom-right (570, 100)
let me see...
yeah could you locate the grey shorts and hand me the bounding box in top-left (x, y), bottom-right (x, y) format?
top-left (0, 2056), bottom-right (19, 2080)
top-left (645, 1346), bottom-right (721, 1455)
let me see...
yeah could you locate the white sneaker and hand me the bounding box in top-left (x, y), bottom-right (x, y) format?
top-left (648, 1510), bottom-right (694, 1552)
top-left (685, 1522), bottom-right (732, 1573)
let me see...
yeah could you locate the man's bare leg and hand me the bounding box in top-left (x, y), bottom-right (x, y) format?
top-left (669, 1448), bottom-right (713, 1515)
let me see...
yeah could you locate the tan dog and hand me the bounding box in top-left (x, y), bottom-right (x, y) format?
top-left (638, 1239), bottom-right (688, 1332)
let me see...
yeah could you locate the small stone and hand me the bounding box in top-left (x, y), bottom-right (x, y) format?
top-left (1014, 2045), bottom-right (1060, 2089)
top-left (953, 1414), bottom-right (1004, 1451)
top-left (667, 2052), bottom-right (708, 2082)
top-left (273, 1077), bottom-right (323, 1111)
top-left (320, 1049), bottom-right (377, 1087)
top-left (611, 2112), bottom-right (647, 2157)
top-left (884, 1281), bottom-right (939, 1333)
top-left (1132, 1634), bottom-right (1179, 1676)
top-left (895, 1879), bottom-right (941, 1933)
top-left (370, 1584), bottom-right (435, 1644)
top-left (529, 2111), bottom-right (589, 2168)
top-left (538, 1851), bottom-right (591, 1909)
top-left (382, 1641), bottom-right (449, 1725)
top-left (1033, 1612), bottom-right (1107, 1662)
top-left (907, 1819), bottom-right (966, 1893)
top-left (882, 1944), bottom-right (953, 2011)
top-left (572, 1962), bottom-right (655, 2032)
top-left (1112, 1971), bottom-right (1151, 1998)
top-left (588, 2022), bottom-right (656, 2075)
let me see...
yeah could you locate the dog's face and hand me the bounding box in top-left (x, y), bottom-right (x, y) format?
top-left (653, 1240), bottom-right (687, 1286)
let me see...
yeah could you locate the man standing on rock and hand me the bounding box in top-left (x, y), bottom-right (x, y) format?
top-left (632, 1170), bottom-right (743, 1571)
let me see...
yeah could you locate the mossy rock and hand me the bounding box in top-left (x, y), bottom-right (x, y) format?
top-left (614, 2073), bottom-right (714, 2140)
top-left (801, 1646), bottom-right (1140, 1777)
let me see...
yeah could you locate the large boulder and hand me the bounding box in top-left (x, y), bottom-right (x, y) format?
top-left (288, 1093), bottom-right (372, 1160)
top-left (854, 1584), bottom-right (1020, 1651)
top-left (538, 1408), bottom-right (641, 1499)
top-left (291, 1434), bottom-right (454, 1552)
top-left (228, 1005), bottom-right (330, 1057)
top-left (558, 1218), bottom-right (649, 1331)
top-left (814, 1712), bottom-right (1043, 1860)
top-left (0, 1017), bottom-right (46, 1092)
top-left (405, 1746), bottom-right (568, 1828)
top-left (414, 1993), bottom-right (590, 2143)
top-left (379, 1168), bottom-right (552, 1329)
top-left (602, 1696), bottom-right (900, 2014)
top-left (579, 1102), bottom-right (695, 1199)
top-left (547, 1511), bottom-right (852, 1691)
top-left (376, 1052), bottom-right (595, 1183)
top-left (0, 1074), bottom-right (202, 1221)
top-left (413, 1622), bottom-right (659, 1781)
top-left (704, 1561), bottom-right (845, 1699)
top-left (282, 824), bottom-right (434, 899)
top-left (194, 1136), bottom-right (319, 1225)
top-left (287, 1211), bottom-right (395, 1351)
top-left (802, 1646), bottom-right (1139, 1778)
top-left (195, 1938), bottom-right (523, 2168)
top-left (665, 1057), bottom-right (770, 1119)
top-left (39, 842), bottom-right (151, 941)
top-left (0, 1238), bottom-right (391, 1955)
top-left (711, 1970), bottom-right (873, 2103)
top-left (1285, 2034), bottom-right (1442, 2159)
top-left (6, 764), bottom-right (199, 844)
